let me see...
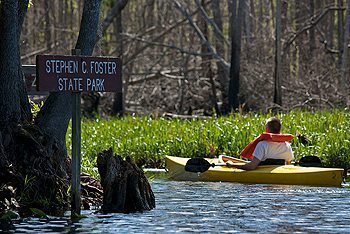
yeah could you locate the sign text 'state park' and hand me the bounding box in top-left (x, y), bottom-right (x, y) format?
top-left (36, 55), bottom-right (122, 92)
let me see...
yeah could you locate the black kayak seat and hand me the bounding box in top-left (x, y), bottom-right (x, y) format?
top-left (259, 159), bottom-right (285, 165)
top-left (298, 156), bottom-right (323, 167)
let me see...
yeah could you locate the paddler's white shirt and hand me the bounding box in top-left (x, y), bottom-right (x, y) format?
top-left (252, 141), bottom-right (294, 162)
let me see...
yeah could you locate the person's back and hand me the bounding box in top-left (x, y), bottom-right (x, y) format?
top-left (256, 117), bottom-right (294, 164)
top-left (253, 141), bottom-right (294, 163)
top-left (226, 117), bottom-right (294, 170)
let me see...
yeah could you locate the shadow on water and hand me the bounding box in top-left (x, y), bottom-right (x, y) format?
top-left (4, 178), bottom-right (350, 233)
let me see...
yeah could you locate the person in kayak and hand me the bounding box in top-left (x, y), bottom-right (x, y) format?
top-left (226, 117), bottom-right (294, 170)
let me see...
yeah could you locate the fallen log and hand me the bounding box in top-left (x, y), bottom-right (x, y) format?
top-left (162, 112), bottom-right (213, 119)
top-left (97, 148), bottom-right (155, 213)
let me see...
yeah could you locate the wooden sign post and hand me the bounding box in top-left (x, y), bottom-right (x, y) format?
top-left (36, 52), bottom-right (122, 216)
top-left (71, 49), bottom-right (81, 215)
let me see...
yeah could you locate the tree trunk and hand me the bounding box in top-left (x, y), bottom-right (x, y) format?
top-left (198, 0), bottom-right (210, 78)
top-left (295, 1), bottom-right (306, 80)
top-left (0, 0), bottom-right (21, 130)
top-left (44, 1), bottom-right (51, 50)
top-left (18, 0), bottom-right (32, 123)
top-left (0, 0), bottom-right (31, 129)
top-left (35, 0), bottom-right (102, 148)
top-left (112, 0), bottom-right (129, 116)
top-left (340, 0), bottom-right (350, 90)
top-left (197, 0), bottom-right (219, 115)
top-left (178, 53), bottom-right (189, 114)
top-left (212, 0), bottom-right (228, 114)
top-left (228, 0), bottom-right (245, 112)
top-left (145, 0), bottom-right (155, 29)
top-left (309, 0), bottom-right (316, 57)
top-left (327, 0), bottom-right (335, 49)
top-left (0, 0), bottom-right (103, 216)
top-left (244, 0), bottom-right (251, 60)
top-left (338, 0), bottom-right (344, 66)
top-left (97, 0), bottom-right (128, 116)
top-left (97, 148), bottom-right (155, 213)
top-left (250, 0), bottom-right (256, 36)
top-left (70, 0), bottom-right (74, 43)
top-left (274, 0), bottom-right (282, 106)
top-left (258, 0), bottom-right (263, 53)
top-left (270, 0), bottom-right (275, 29)
top-left (228, 0), bottom-right (237, 40)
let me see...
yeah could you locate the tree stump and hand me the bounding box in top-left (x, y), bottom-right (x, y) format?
top-left (96, 148), bottom-right (155, 213)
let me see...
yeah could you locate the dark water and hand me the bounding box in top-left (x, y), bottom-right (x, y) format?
top-left (5, 179), bottom-right (350, 233)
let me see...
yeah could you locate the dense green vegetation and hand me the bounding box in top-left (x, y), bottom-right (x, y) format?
top-left (66, 110), bottom-right (350, 178)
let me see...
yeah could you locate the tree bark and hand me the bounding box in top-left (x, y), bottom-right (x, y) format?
top-left (0, 0), bottom-right (31, 127)
top-left (309, 0), bottom-right (316, 57)
top-left (274, 0), bottom-right (282, 106)
top-left (212, 0), bottom-right (228, 114)
top-left (228, 0), bottom-right (237, 40)
top-left (198, 0), bottom-right (210, 78)
top-left (98, 0), bottom-right (129, 43)
top-left (0, 0), bottom-right (21, 129)
top-left (244, 0), bottom-right (251, 59)
top-left (340, 0), bottom-right (350, 89)
top-left (197, 0), bottom-right (219, 114)
top-left (18, 0), bottom-right (32, 123)
top-left (44, 1), bottom-right (51, 51)
top-left (112, 0), bottom-right (129, 116)
top-left (327, 0), bottom-right (335, 49)
top-left (228, 0), bottom-right (245, 112)
top-left (338, 0), bottom-right (344, 66)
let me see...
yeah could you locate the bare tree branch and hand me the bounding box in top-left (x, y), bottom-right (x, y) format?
top-left (122, 33), bottom-right (213, 57)
top-left (173, 0), bottom-right (230, 70)
top-left (97, 0), bottom-right (129, 42)
top-left (122, 6), bottom-right (207, 66)
top-left (319, 40), bottom-right (340, 54)
top-left (283, 6), bottom-right (345, 54)
top-left (127, 67), bottom-right (209, 85)
top-left (21, 38), bottom-right (68, 60)
top-left (194, 0), bottom-right (230, 47)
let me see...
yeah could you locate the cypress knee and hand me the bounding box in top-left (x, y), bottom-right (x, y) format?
top-left (97, 148), bottom-right (155, 213)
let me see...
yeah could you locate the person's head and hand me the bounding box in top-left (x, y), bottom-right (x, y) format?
top-left (265, 117), bottom-right (281, 134)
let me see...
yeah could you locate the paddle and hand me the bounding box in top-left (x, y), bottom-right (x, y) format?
top-left (184, 157), bottom-right (226, 173)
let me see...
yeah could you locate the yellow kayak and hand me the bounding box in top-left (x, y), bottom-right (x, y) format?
top-left (165, 156), bottom-right (344, 187)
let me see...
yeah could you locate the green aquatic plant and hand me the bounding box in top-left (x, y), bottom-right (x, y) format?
top-left (29, 208), bottom-right (48, 219)
top-left (0, 210), bottom-right (19, 230)
top-left (66, 110), bottom-right (350, 178)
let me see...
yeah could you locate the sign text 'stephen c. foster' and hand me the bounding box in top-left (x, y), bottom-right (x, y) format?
top-left (36, 55), bottom-right (122, 92)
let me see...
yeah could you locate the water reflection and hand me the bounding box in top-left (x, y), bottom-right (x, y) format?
top-left (6, 179), bottom-right (350, 233)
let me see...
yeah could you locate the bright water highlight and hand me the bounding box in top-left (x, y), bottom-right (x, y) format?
top-left (6, 179), bottom-right (350, 233)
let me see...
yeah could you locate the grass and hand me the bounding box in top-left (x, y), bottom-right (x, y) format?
top-left (66, 110), bottom-right (350, 178)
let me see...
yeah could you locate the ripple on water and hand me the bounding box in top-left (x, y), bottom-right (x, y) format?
top-left (6, 179), bottom-right (350, 233)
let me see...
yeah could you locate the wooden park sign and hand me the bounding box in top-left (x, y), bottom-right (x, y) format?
top-left (36, 52), bottom-right (122, 216)
top-left (36, 55), bottom-right (122, 92)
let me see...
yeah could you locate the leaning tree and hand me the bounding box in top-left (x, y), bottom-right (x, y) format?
top-left (0, 0), bottom-right (102, 215)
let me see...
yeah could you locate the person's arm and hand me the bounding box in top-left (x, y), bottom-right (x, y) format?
top-left (226, 157), bottom-right (261, 170)
top-left (285, 142), bottom-right (294, 165)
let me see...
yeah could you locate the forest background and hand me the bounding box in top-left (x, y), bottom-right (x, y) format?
top-left (22, 0), bottom-right (350, 116)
